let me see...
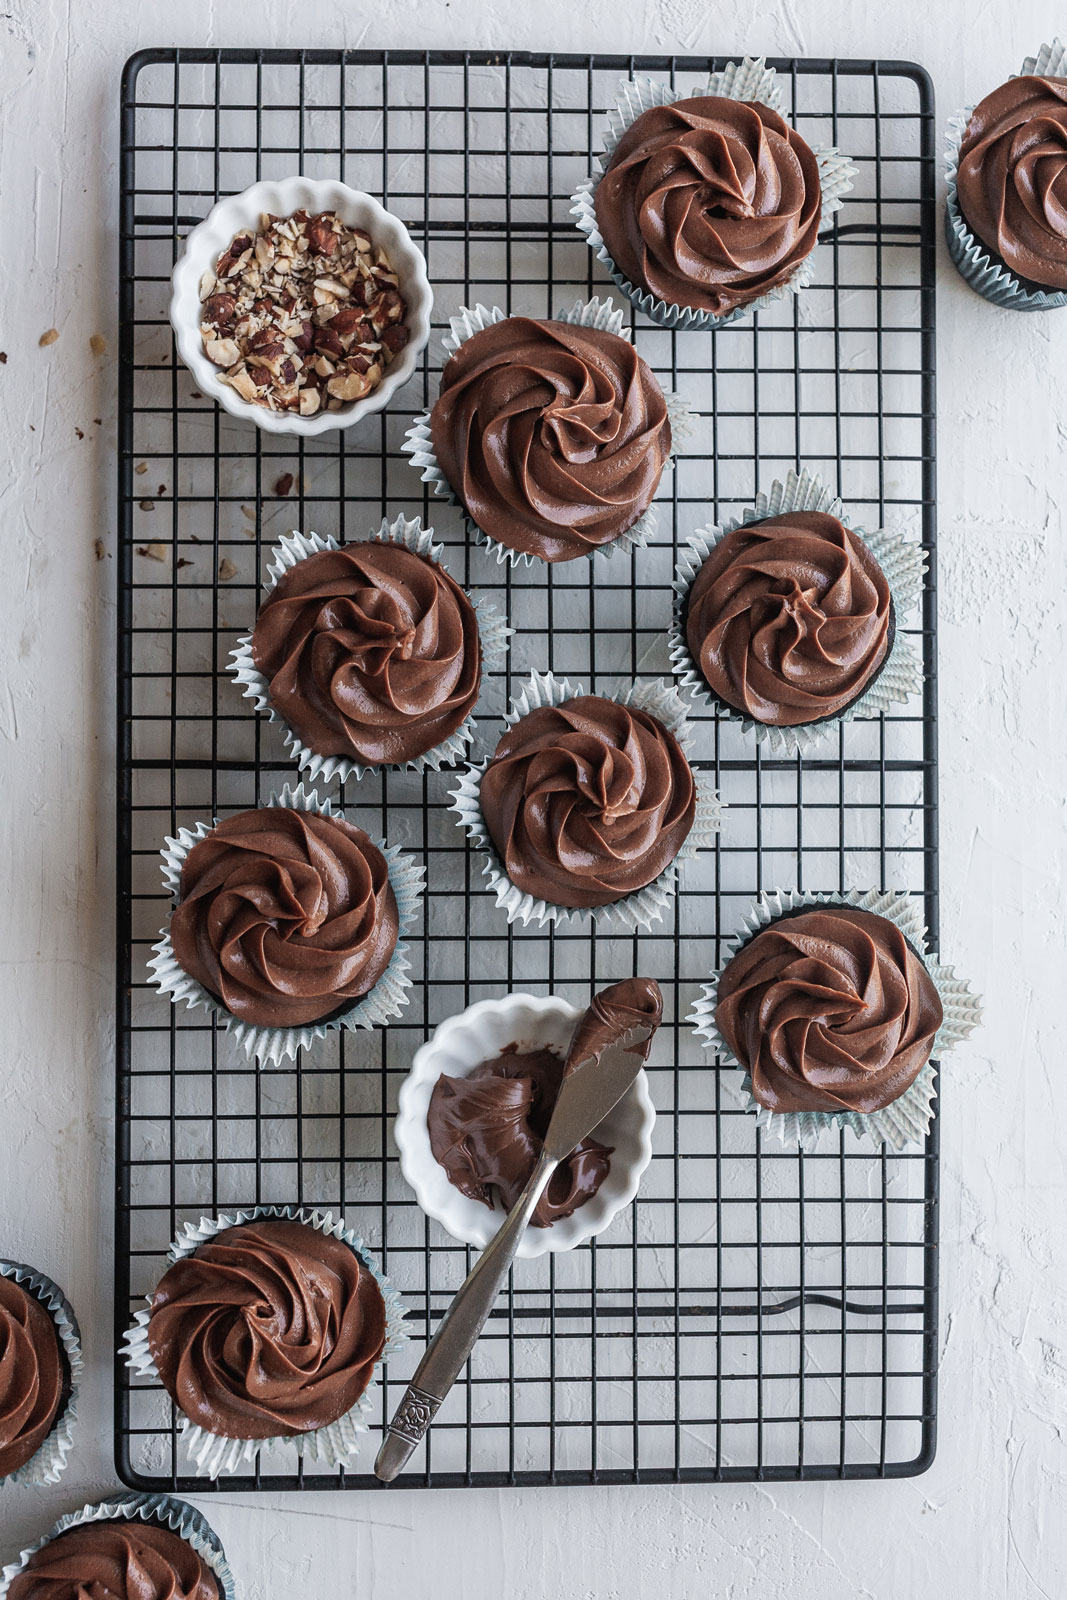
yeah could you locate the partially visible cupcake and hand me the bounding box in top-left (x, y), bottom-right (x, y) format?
top-left (689, 888), bottom-right (982, 1149)
top-left (230, 518), bottom-right (510, 785)
top-left (147, 786), bottom-right (422, 1065)
top-left (450, 672), bottom-right (722, 929)
top-left (669, 470), bottom-right (924, 755)
top-left (946, 42), bottom-right (1067, 308)
top-left (0, 1259), bottom-right (81, 1488)
top-left (122, 1208), bottom-right (406, 1477)
top-left (404, 299), bottom-right (692, 566)
top-left (2, 1496), bottom-right (232, 1600)
top-left (572, 60), bottom-right (854, 330)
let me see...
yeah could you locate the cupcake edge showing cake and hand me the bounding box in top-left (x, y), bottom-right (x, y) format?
top-left (0, 1274), bottom-right (65, 1479)
top-left (478, 694), bottom-right (697, 908)
top-left (145, 1218), bottom-right (387, 1441)
top-left (683, 510), bottom-right (893, 728)
top-left (714, 905), bottom-right (944, 1115)
top-left (957, 74), bottom-right (1067, 291)
top-left (168, 806), bottom-right (399, 1030)
top-left (594, 95), bottom-right (823, 316)
top-left (250, 539), bottom-right (482, 766)
top-left (6, 1520), bottom-right (219, 1600)
top-left (428, 316), bottom-right (672, 563)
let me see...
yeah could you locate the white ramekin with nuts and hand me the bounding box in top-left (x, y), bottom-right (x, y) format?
top-left (169, 177), bottom-right (433, 436)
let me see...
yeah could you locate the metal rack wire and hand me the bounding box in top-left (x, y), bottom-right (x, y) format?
top-left (116, 48), bottom-right (938, 1490)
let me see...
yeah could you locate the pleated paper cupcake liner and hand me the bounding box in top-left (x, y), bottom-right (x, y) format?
top-left (571, 59), bottom-right (856, 331)
top-left (945, 40), bottom-right (1067, 310)
top-left (147, 782), bottom-right (424, 1066)
top-left (0, 1259), bottom-right (82, 1488)
top-left (402, 296), bottom-right (695, 567)
top-left (0, 1494), bottom-right (235, 1600)
top-left (229, 514), bottom-right (512, 786)
top-left (688, 887), bottom-right (983, 1151)
top-left (449, 669), bottom-right (723, 930)
top-left (120, 1203), bottom-right (408, 1480)
top-left (668, 467), bottom-right (926, 756)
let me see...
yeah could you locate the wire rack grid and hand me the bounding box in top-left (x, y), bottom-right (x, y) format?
top-left (116, 49), bottom-right (938, 1491)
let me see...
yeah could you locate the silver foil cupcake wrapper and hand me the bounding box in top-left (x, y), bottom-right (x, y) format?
top-left (688, 887), bottom-right (983, 1151)
top-left (0, 1494), bottom-right (236, 1600)
top-left (147, 782), bottom-right (424, 1066)
top-left (0, 1259), bottom-right (82, 1488)
top-left (668, 467), bottom-right (926, 755)
top-left (945, 40), bottom-right (1067, 310)
top-left (449, 669), bottom-right (723, 930)
top-left (120, 1203), bottom-right (408, 1480)
top-left (571, 59), bottom-right (856, 331)
top-left (402, 296), bottom-right (695, 567)
top-left (229, 514), bottom-right (512, 786)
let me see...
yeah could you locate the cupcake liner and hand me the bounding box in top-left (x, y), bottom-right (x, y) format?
top-left (120, 1203), bottom-right (408, 1479)
top-left (0, 1259), bottom-right (82, 1488)
top-left (689, 886), bottom-right (983, 1151)
top-left (0, 1494), bottom-right (236, 1600)
top-left (449, 669), bottom-right (723, 930)
top-left (402, 296), bottom-right (696, 568)
top-left (945, 40), bottom-right (1067, 310)
top-left (668, 467), bottom-right (926, 755)
top-left (571, 59), bottom-right (856, 331)
top-left (147, 782), bottom-right (424, 1066)
top-left (229, 514), bottom-right (512, 786)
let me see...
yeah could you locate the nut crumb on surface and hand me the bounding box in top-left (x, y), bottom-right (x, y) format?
top-left (135, 461), bottom-right (148, 474)
top-left (39, 328), bottom-right (59, 347)
top-left (240, 504), bottom-right (256, 520)
top-left (139, 499), bottom-right (155, 512)
top-left (273, 471), bottom-right (294, 497)
top-left (94, 538), bottom-right (106, 561)
top-left (0, 352), bottom-right (7, 364)
top-left (137, 542), bottom-right (168, 562)
top-left (198, 209), bottom-right (409, 415)
top-left (90, 333), bottom-right (107, 356)
top-left (218, 558), bottom-right (238, 581)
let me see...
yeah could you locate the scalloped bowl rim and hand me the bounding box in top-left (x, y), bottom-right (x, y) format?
top-left (394, 993), bottom-right (656, 1259)
top-left (168, 175), bottom-right (433, 436)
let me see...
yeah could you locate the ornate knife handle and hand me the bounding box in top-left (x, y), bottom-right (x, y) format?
top-left (374, 1146), bottom-right (556, 1482)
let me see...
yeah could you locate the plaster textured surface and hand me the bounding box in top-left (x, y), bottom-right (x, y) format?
top-left (0, 3), bottom-right (1063, 1596)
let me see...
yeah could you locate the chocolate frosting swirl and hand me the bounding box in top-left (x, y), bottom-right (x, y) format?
top-left (0, 1275), bottom-right (63, 1477)
top-left (428, 1049), bottom-right (612, 1226)
top-left (429, 317), bottom-right (672, 563)
top-left (250, 542), bottom-right (482, 766)
top-left (567, 975), bottom-right (663, 1067)
top-left (169, 806), bottom-right (399, 1029)
top-left (685, 512), bottom-right (892, 727)
top-left (6, 1523), bottom-right (219, 1600)
top-left (479, 696), bottom-right (696, 908)
top-left (715, 907), bottom-right (944, 1114)
top-left (146, 1218), bottom-right (387, 1440)
top-left (595, 95), bottom-right (822, 316)
top-left (958, 75), bottom-right (1067, 290)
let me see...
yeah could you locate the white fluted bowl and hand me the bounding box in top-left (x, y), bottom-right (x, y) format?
top-left (169, 176), bottom-right (433, 436)
top-left (395, 993), bottom-right (656, 1259)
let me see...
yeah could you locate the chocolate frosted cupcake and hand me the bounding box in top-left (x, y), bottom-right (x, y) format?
top-left (148, 785), bottom-right (422, 1065)
top-left (0, 1259), bottom-right (81, 1487)
top-left (230, 518), bottom-right (510, 784)
top-left (450, 671), bottom-right (722, 929)
top-left (573, 59), bottom-right (854, 330)
top-left (946, 42), bottom-right (1067, 308)
top-left (7, 1521), bottom-right (218, 1600)
top-left (690, 888), bottom-right (982, 1150)
top-left (2, 1496), bottom-right (234, 1600)
top-left (122, 1207), bottom-right (406, 1477)
top-left (404, 299), bottom-right (693, 566)
top-left (670, 470), bottom-right (925, 754)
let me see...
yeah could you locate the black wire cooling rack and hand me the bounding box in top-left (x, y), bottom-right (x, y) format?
top-left (115, 49), bottom-right (938, 1490)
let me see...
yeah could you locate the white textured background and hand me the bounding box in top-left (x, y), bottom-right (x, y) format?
top-left (0, 2), bottom-right (1063, 1596)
